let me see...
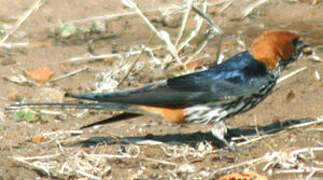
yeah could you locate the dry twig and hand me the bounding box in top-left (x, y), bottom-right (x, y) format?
top-left (49, 67), bottom-right (89, 82)
top-left (241, 0), bottom-right (268, 19)
top-left (0, 0), bottom-right (44, 44)
top-left (277, 66), bottom-right (307, 84)
top-left (123, 0), bottom-right (183, 66)
top-left (63, 54), bottom-right (122, 64)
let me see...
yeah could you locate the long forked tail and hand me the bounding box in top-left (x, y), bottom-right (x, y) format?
top-left (8, 102), bottom-right (132, 111)
top-left (7, 102), bottom-right (146, 128)
top-left (80, 113), bottom-right (141, 129)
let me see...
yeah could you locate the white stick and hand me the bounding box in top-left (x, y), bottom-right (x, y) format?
top-left (0, 42), bottom-right (29, 48)
top-left (277, 67), bottom-right (307, 84)
top-left (175, 0), bottom-right (193, 46)
top-left (242, 0), bottom-right (268, 19)
top-left (63, 54), bottom-right (122, 64)
top-left (49, 67), bottom-right (88, 82)
top-left (0, 0), bottom-right (44, 43)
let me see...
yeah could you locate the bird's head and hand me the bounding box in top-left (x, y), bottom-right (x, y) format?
top-left (250, 30), bottom-right (308, 72)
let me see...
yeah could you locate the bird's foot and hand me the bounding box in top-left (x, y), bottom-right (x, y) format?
top-left (211, 121), bottom-right (252, 152)
top-left (221, 139), bottom-right (252, 153)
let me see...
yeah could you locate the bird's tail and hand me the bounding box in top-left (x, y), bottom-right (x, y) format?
top-left (80, 113), bottom-right (141, 129)
top-left (8, 102), bottom-right (132, 111)
top-left (7, 102), bottom-right (147, 128)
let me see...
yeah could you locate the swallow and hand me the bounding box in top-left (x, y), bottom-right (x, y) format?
top-left (10, 30), bottom-right (309, 150)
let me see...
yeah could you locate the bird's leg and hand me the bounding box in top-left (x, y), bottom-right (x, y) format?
top-left (211, 121), bottom-right (253, 152)
top-left (211, 121), bottom-right (235, 151)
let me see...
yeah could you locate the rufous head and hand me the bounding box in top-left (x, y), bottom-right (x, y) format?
top-left (250, 30), bottom-right (308, 71)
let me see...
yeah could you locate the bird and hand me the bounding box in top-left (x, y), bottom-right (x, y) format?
top-left (10, 30), bottom-right (309, 150)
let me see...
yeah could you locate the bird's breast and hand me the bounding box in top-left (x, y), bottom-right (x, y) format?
top-left (183, 80), bottom-right (276, 124)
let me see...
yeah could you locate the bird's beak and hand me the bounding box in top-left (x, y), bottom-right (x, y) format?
top-left (292, 40), bottom-right (312, 62)
top-left (294, 39), bottom-right (311, 56)
top-left (302, 45), bottom-right (312, 56)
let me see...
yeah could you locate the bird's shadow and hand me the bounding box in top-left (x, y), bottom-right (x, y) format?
top-left (74, 118), bottom-right (313, 148)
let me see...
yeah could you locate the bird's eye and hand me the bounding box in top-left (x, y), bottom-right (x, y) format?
top-left (291, 39), bottom-right (300, 46)
top-left (292, 39), bottom-right (307, 48)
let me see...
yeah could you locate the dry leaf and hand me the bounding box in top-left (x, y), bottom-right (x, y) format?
top-left (218, 171), bottom-right (268, 180)
top-left (25, 66), bottom-right (53, 83)
top-left (186, 60), bottom-right (205, 70)
top-left (104, 57), bottom-right (115, 63)
top-left (32, 136), bottom-right (45, 143)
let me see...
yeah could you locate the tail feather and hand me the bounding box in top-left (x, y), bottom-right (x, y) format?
top-left (70, 93), bottom-right (103, 101)
top-left (80, 113), bottom-right (141, 129)
top-left (8, 102), bottom-right (145, 129)
top-left (7, 102), bottom-right (143, 114)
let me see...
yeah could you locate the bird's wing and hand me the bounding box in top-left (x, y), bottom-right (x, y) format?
top-left (71, 67), bottom-right (274, 107)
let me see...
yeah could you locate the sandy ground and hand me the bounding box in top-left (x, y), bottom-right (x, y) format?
top-left (0, 0), bottom-right (322, 179)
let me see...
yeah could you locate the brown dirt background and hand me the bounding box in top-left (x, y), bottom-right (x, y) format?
top-left (0, 0), bottom-right (322, 179)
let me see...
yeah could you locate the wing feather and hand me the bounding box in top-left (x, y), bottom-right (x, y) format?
top-left (72, 51), bottom-right (275, 107)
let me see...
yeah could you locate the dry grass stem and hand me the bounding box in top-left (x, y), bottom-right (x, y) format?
top-left (191, 4), bottom-right (224, 63)
top-left (65, 5), bottom-right (185, 24)
top-left (63, 46), bottom-right (163, 65)
top-left (142, 157), bottom-right (178, 166)
top-left (117, 35), bottom-right (155, 87)
top-left (174, 0), bottom-right (193, 47)
top-left (49, 67), bottom-right (89, 82)
top-left (75, 170), bottom-right (101, 180)
top-left (235, 116), bottom-right (323, 147)
top-left (0, 0), bottom-right (44, 44)
top-left (287, 116), bottom-right (323, 128)
top-left (263, 147), bottom-right (323, 177)
top-left (134, 139), bottom-right (164, 145)
top-left (66, 11), bottom-right (142, 24)
top-left (63, 54), bottom-right (122, 64)
top-left (176, 2), bottom-right (206, 53)
top-left (0, 42), bottom-right (29, 48)
top-left (41, 130), bottom-right (83, 137)
top-left (14, 154), bottom-right (61, 161)
top-left (11, 146), bottom-right (139, 179)
top-left (161, 141), bottom-right (221, 161)
top-left (213, 145), bottom-right (323, 177)
top-left (85, 153), bottom-right (132, 159)
top-left (242, 0), bottom-right (268, 19)
top-left (14, 158), bottom-right (57, 177)
top-left (40, 130), bottom-right (83, 144)
top-left (214, 155), bottom-right (267, 174)
top-left (123, 0), bottom-right (183, 66)
top-left (64, 1), bottom-right (226, 25)
top-left (219, 0), bottom-right (235, 12)
top-left (277, 66), bottom-right (307, 84)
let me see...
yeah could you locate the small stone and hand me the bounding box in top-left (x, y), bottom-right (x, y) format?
top-left (8, 91), bottom-right (23, 101)
top-left (55, 114), bottom-right (67, 121)
top-left (285, 89), bottom-right (296, 103)
top-left (162, 14), bottom-right (182, 28)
